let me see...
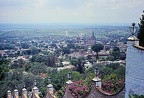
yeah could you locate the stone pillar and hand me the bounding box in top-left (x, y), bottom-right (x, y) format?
top-left (14, 89), bottom-right (19, 98)
top-left (47, 84), bottom-right (54, 94)
top-left (63, 80), bottom-right (73, 98)
top-left (22, 87), bottom-right (28, 98)
top-left (32, 86), bottom-right (39, 94)
top-left (92, 76), bottom-right (101, 88)
top-left (22, 88), bottom-right (27, 95)
top-left (7, 90), bottom-right (12, 98)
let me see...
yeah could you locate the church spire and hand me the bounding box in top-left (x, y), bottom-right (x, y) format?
top-left (90, 31), bottom-right (96, 45)
top-left (92, 31), bottom-right (95, 37)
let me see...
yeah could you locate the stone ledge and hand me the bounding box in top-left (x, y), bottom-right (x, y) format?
top-left (133, 45), bottom-right (144, 50)
top-left (96, 85), bottom-right (125, 96)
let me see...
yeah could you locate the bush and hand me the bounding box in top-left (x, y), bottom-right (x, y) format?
top-left (102, 74), bottom-right (124, 94)
top-left (68, 80), bottom-right (89, 98)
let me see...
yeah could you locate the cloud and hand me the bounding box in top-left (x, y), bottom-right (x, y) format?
top-left (0, 0), bottom-right (143, 24)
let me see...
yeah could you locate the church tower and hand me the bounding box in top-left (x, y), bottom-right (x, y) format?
top-left (89, 31), bottom-right (96, 45)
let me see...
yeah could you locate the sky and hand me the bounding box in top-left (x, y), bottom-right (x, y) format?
top-left (0, 0), bottom-right (144, 25)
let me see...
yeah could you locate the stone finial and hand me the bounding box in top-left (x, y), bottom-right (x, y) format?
top-left (92, 76), bottom-right (102, 88)
top-left (66, 72), bottom-right (73, 85)
top-left (66, 80), bottom-right (73, 85)
top-left (32, 80), bottom-right (39, 94)
top-left (128, 23), bottom-right (139, 45)
top-left (67, 72), bottom-right (72, 79)
top-left (93, 66), bottom-right (101, 88)
top-left (22, 87), bottom-right (27, 95)
top-left (14, 89), bottom-right (19, 98)
top-left (32, 86), bottom-right (39, 94)
top-left (47, 84), bottom-right (54, 94)
top-left (22, 84), bottom-right (27, 94)
top-left (22, 84), bottom-right (28, 98)
top-left (7, 90), bottom-right (12, 98)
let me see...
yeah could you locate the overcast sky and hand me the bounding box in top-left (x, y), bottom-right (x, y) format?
top-left (0, 0), bottom-right (143, 25)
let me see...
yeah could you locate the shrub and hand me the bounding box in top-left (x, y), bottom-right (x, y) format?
top-left (68, 80), bottom-right (89, 98)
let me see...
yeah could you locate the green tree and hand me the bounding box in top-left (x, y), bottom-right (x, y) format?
top-left (30, 54), bottom-right (47, 62)
top-left (11, 59), bottom-right (25, 69)
top-left (62, 47), bottom-right (70, 54)
top-left (106, 55), bottom-right (115, 61)
top-left (28, 62), bottom-right (48, 75)
top-left (113, 66), bottom-right (125, 79)
top-left (111, 47), bottom-right (120, 60)
top-left (106, 63), bottom-right (120, 70)
top-left (45, 55), bottom-right (57, 67)
top-left (48, 69), bottom-right (81, 91)
top-left (0, 59), bottom-right (10, 80)
top-left (138, 11), bottom-right (144, 47)
top-left (91, 43), bottom-right (104, 60)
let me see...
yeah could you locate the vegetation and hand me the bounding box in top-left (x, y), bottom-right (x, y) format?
top-left (0, 25), bottom-right (127, 97)
top-left (68, 80), bottom-right (89, 98)
top-left (91, 43), bottom-right (104, 60)
top-left (138, 11), bottom-right (144, 47)
top-left (102, 74), bottom-right (124, 94)
top-left (0, 59), bottom-right (10, 80)
top-left (130, 94), bottom-right (144, 98)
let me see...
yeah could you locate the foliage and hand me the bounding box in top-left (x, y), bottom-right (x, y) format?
top-left (30, 54), bottom-right (47, 62)
top-left (68, 80), bottom-right (89, 98)
top-left (45, 55), bottom-right (57, 67)
top-left (93, 63), bottom-right (125, 81)
top-left (62, 47), bottom-right (70, 54)
top-left (119, 52), bottom-right (126, 60)
top-left (67, 43), bottom-right (75, 49)
top-left (111, 47), bottom-right (120, 60)
top-left (106, 55), bottom-right (114, 61)
top-left (101, 67), bottom-right (113, 77)
top-left (113, 66), bottom-right (125, 79)
top-left (106, 63), bottom-right (120, 70)
top-left (0, 59), bottom-right (10, 80)
top-left (22, 47), bottom-right (41, 55)
top-left (48, 69), bottom-right (81, 91)
top-left (102, 73), bottom-right (124, 94)
top-left (70, 59), bottom-right (78, 66)
top-left (56, 85), bottom-right (66, 98)
top-left (11, 59), bottom-right (25, 69)
top-left (70, 58), bottom-right (85, 73)
top-left (91, 43), bottom-right (104, 60)
top-left (27, 62), bottom-right (48, 75)
top-left (138, 11), bottom-right (144, 47)
top-left (0, 68), bottom-right (46, 97)
top-left (0, 43), bottom-right (15, 50)
top-left (21, 43), bottom-right (30, 49)
top-left (129, 94), bottom-right (144, 98)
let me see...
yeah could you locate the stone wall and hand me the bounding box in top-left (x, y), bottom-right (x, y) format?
top-left (125, 41), bottom-right (144, 98)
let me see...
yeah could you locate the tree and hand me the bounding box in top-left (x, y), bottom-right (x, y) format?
top-left (138, 11), bottom-right (144, 47)
top-left (48, 69), bottom-right (81, 91)
top-left (11, 59), bottom-right (25, 69)
top-left (62, 47), bottom-right (70, 54)
top-left (0, 59), bottom-right (10, 80)
top-left (28, 62), bottom-right (48, 75)
top-left (106, 55), bottom-right (114, 61)
top-left (111, 47), bottom-right (120, 60)
top-left (102, 73), bottom-right (124, 94)
top-left (113, 66), bottom-right (125, 79)
top-left (45, 55), bottom-right (57, 67)
top-left (91, 43), bottom-right (104, 60)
